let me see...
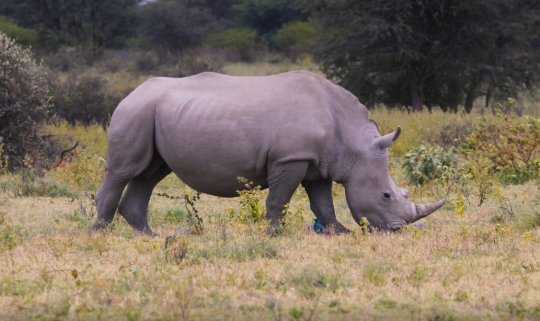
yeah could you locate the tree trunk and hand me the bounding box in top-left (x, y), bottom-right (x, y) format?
top-left (426, 102), bottom-right (433, 113)
top-left (464, 74), bottom-right (479, 114)
top-left (410, 84), bottom-right (424, 112)
top-left (450, 102), bottom-right (458, 113)
top-left (485, 85), bottom-right (493, 109)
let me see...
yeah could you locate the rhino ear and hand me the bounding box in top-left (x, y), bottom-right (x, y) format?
top-left (373, 126), bottom-right (401, 150)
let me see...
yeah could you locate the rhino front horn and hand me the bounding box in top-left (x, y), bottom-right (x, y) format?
top-left (412, 199), bottom-right (446, 222)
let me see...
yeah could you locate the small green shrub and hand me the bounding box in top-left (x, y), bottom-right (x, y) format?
top-left (205, 28), bottom-right (265, 62)
top-left (52, 148), bottom-right (105, 191)
top-left (272, 21), bottom-right (317, 60)
top-left (514, 196), bottom-right (540, 231)
top-left (0, 17), bottom-right (36, 47)
top-left (228, 177), bottom-right (267, 224)
top-left (0, 212), bottom-right (16, 251)
top-left (402, 145), bottom-right (459, 186)
top-left (164, 206), bottom-right (188, 224)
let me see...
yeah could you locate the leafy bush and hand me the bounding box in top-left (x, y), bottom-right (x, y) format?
top-left (423, 119), bottom-right (475, 149)
top-left (98, 50), bottom-right (131, 73)
top-left (463, 101), bottom-right (540, 184)
top-left (134, 50), bottom-right (160, 72)
top-left (272, 21), bottom-right (316, 60)
top-left (0, 17), bottom-right (36, 47)
top-left (50, 72), bottom-right (124, 128)
top-left (0, 32), bottom-right (51, 170)
top-left (402, 145), bottom-right (459, 186)
top-left (205, 28), bottom-right (265, 62)
top-left (228, 177), bottom-right (267, 224)
top-left (45, 47), bottom-right (86, 72)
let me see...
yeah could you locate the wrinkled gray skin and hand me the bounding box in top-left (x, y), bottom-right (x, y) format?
top-left (90, 71), bottom-right (445, 235)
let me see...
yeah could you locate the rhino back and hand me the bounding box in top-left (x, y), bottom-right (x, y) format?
top-left (113, 71), bottom-right (368, 196)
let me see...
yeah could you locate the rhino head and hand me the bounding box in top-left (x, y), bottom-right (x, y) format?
top-left (343, 126), bottom-right (445, 231)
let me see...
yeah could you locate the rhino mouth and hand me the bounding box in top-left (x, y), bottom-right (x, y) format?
top-left (362, 219), bottom-right (407, 232)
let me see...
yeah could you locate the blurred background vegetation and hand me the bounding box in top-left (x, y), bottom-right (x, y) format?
top-left (1, 0), bottom-right (540, 175)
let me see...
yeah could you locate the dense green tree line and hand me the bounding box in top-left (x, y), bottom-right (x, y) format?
top-left (1, 0), bottom-right (540, 113)
top-left (0, 0), bottom-right (305, 52)
top-left (308, 0), bottom-right (540, 112)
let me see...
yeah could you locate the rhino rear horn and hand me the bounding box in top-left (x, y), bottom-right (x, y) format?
top-left (373, 126), bottom-right (401, 150)
top-left (412, 199), bottom-right (446, 222)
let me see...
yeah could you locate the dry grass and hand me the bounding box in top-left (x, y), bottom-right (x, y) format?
top-left (222, 55), bottom-right (320, 77)
top-left (1, 171), bottom-right (540, 320)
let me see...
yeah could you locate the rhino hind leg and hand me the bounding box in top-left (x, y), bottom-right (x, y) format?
top-left (301, 178), bottom-right (350, 234)
top-left (91, 173), bottom-right (130, 232)
top-left (118, 163), bottom-right (172, 235)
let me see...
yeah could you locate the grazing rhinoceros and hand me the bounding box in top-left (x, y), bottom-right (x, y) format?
top-left (90, 71), bottom-right (445, 235)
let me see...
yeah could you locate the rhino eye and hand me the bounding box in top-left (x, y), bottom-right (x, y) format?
top-left (383, 192), bottom-right (391, 199)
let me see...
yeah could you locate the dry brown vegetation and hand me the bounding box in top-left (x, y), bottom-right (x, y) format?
top-left (1, 176), bottom-right (540, 320)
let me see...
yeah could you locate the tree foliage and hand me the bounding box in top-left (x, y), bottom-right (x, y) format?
top-left (272, 21), bottom-right (317, 60)
top-left (0, 17), bottom-right (36, 47)
top-left (1, 0), bottom-right (139, 51)
top-left (309, 0), bottom-right (540, 113)
top-left (138, 0), bottom-right (215, 55)
top-left (234, 0), bottom-right (307, 35)
top-left (0, 32), bottom-right (51, 169)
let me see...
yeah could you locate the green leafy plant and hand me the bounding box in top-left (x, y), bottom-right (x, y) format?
top-left (228, 177), bottom-right (266, 224)
top-left (402, 145), bottom-right (460, 186)
top-left (205, 28), bottom-right (265, 62)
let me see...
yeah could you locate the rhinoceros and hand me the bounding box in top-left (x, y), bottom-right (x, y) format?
top-left (90, 71), bottom-right (445, 235)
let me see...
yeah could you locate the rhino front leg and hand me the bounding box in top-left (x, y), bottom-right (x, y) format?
top-left (118, 164), bottom-right (172, 235)
top-left (265, 161), bottom-right (309, 232)
top-left (302, 178), bottom-right (350, 234)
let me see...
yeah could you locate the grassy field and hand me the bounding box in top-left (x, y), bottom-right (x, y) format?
top-left (1, 63), bottom-right (540, 320)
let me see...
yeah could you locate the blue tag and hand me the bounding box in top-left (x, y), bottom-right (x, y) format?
top-left (313, 219), bottom-right (325, 233)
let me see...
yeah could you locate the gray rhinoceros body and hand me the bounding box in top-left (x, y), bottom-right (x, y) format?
top-left (92, 71), bottom-right (444, 235)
